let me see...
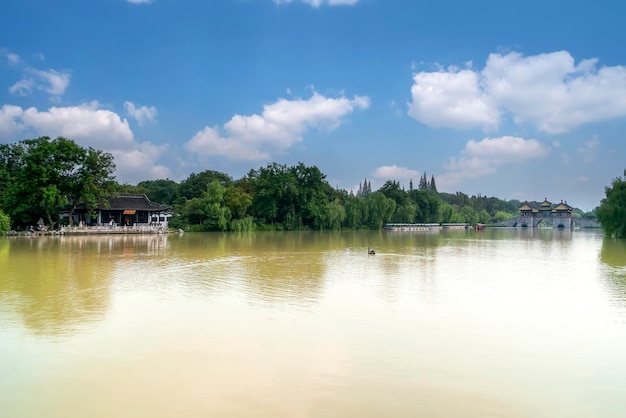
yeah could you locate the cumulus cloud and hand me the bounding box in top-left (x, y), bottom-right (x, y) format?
top-left (437, 136), bottom-right (549, 189)
top-left (0, 102), bottom-right (168, 182)
top-left (408, 50), bottom-right (626, 134)
top-left (0, 105), bottom-right (25, 138)
top-left (124, 101), bottom-right (158, 125)
top-left (464, 136), bottom-right (549, 163)
top-left (112, 142), bottom-right (170, 181)
top-left (373, 165), bottom-right (419, 182)
top-left (408, 68), bottom-right (499, 130)
top-left (185, 91), bottom-right (370, 161)
top-left (274, 0), bottom-right (360, 6)
top-left (18, 102), bottom-right (134, 149)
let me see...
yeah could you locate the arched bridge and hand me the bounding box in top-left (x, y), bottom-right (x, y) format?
top-left (496, 216), bottom-right (600, 229)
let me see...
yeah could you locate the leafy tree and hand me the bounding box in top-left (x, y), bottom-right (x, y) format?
top-left (179, 170), bottom-right (231, 200)
top-left (137, 179), bottom-right (179, 205)
top-left (64, 147), bottom-right (116, 226)
top-left (478, 209), bottom-right (491, 224)
top-left (459, 206), bottom-right (479, 225)
top-left (224, 185), bottom-right (252, 219)
top-left (344, 194), bottom-right (366, 229)
top-left (439, 202), bottom-right (463, 223)
top-left (493, 210), bottom-right (514, 222)
top-left (204, 180), bottom-right (232, 231)
top-left (3, 137), bottom-right (115, 228)
top-left (323, 198), bottom-right (346, 230)
top-left (598, 176), bottom-right (626, 238)
top-left (365, 192), bottom-right (396, 229)
top-left (409, 189), bottom-right (441, 223)
top-left (0, 209), bottom-right (10, 233)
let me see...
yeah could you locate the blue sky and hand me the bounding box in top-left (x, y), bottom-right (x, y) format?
top-left (2, 0), bottom-right (626, 211)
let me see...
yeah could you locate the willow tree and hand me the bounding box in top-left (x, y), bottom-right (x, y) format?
top-left (0, 210), bottom-right (10, 234)
top-left (597, 176), bottom-right (626, 238)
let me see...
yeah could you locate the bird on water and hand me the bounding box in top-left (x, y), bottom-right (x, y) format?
top-left (368, 247), bottom-right (376, 255)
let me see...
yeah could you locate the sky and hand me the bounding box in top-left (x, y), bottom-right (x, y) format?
top-left (1, 0), bottom-right (626, 211)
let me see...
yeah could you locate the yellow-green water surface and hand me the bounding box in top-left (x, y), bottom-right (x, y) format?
top-left (1, 229), bottom-right (625, 417)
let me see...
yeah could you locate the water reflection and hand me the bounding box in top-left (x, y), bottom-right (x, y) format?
top-left (1, 230), bottom-right (626, 418)
top-left (600, 238), bottom-right (626, 307)
top-left (0, 235), bottom-right (170, 336)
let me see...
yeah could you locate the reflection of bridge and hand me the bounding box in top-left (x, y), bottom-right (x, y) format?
top-left (496, 198), bottom-right (601, 229)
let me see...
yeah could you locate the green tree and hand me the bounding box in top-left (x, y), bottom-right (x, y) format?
top-left (179, 170), bottom-right (231, 200)
top-left (459, 206), bottom-right (479, 225)
top-left (344, 194), bottom-right (367, 229)
top-left (64, 147), bottom-right (116, 226)
top-left (323, 198), bottom-right (346, 230)
top-left (478, 209), bottom-right (491, 224)
top-left (4, 137), bottom-right (116, 228)
top-left (597, 176), bottom-right (626, 238)
top-left (224, 185), bottom-right (252, 219)
top-left (429, 175), bottom-right (438, 193)
top-left (493, 210), bottom-right (515, 223)
top-left (0, 209), bottom-right (10, 234)
top-left (409, 189), bottom-right (442, 223)
top-left (137, 179), bottom-right (179, 205)
top-left (204, 180), bottom-right (232, 231)
top-left (365, 192), bottom-right (396, 229)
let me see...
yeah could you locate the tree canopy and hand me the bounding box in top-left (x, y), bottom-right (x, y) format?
top-left (598, 175), bottom-right (626, 238)
top-left (1, 136), bottom-right (600, 233)
top-left (1, 137), bottom-right (115, 228)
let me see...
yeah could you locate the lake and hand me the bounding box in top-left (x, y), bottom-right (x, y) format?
top-left (1, 229), bottom-right (625, 417)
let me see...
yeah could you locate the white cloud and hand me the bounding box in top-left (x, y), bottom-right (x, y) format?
top-left (579, 137), bottom-right (600, 163)
top-left (1, 49), bottom-right (20, 65)
top-left (8, 79), bottom-right (34, 96)
top-left (0, 102), bottom-right (169, 183)
top-left (124, 101), bottom-right (158, 125)
top-left (274, 0), bottom-right (360, 7)
top-left (0, 105), bottom-right (25, 138)
top-left (31, 69), bottom-right (71, 96)
top-left (408, 68), bottom-right (500, 130)
top-left (112, 142), bottom-right (171, 182)
top-left (7, 53), bottom-right (20, 65)
top-left (373, 165), bottom-right (419, 182)
top-left (464, 136), bottom-right (549, 163)
top-left (9, 68), bottom-right (71, 98)
top-left (19, 102), bottom-right (134, 149)
top-left (185, 91), bottom-right (370, 161)
top-left (408, 50), bottom-right (626, 134)
top-left (437, 136), bottom-right (549, 190)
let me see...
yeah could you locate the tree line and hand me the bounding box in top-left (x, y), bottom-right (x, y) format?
top-left (0, 136), bottom-right (605, 234)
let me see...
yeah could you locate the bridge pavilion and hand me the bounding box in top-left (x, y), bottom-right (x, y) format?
top-left (518, 198), bottom-right (573, 228)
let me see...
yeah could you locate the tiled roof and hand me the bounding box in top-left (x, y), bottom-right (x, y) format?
top-left (519, 199), bottom-right (573, 212)
top-left (99, 194), bottom-right (170, 211)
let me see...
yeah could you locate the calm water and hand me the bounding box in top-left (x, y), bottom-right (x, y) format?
top-left (1, 229), bottom-right (625, 418)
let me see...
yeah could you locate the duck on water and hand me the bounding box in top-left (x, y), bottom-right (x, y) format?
top-left (368, 247), bottom-right (376, 255)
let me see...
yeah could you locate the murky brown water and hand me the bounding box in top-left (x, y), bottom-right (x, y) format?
top-left (1, 229), bottom-right (625, 417)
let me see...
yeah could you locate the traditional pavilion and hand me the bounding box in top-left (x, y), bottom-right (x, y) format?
top-left (518, 198), bottom-right (573, 228)
top-left (63, 194), bottom-right (172, 227)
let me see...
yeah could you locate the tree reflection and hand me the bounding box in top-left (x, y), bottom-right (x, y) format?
top-left (0, 237), bottom-right (122, 336)
top-left (599, 238), bottom-right (626, 302)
